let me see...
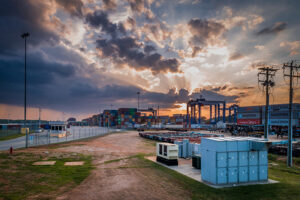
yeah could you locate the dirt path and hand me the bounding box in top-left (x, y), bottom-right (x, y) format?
top-left (55, 131), bottom-right (190, 200)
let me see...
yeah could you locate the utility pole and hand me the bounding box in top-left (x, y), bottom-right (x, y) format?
top-left (99, 109), bottom-right (102, 127)
top-left (137, 92), bottom-right (140, 110)
top-left (283, 61), bottom-right (300, 167)
top-left (38, 108), bottom-right (41, 128)
top-left (258, 66), bottom-right (278, 139)
top-left (21, 32), bottom-right (30, 148)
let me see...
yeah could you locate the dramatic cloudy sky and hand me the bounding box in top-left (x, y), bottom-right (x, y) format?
top-left (0, 0), bottom-right (300, 120)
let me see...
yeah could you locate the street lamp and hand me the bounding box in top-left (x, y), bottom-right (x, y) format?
top-left (21, 32), bottom-right (30, 148)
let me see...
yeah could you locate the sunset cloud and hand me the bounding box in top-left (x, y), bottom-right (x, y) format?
top-left (55, 0), bottom-right (84, 17)
top-left (188, 18), bottom-right (226, 56)
top-left (280, 41), bottom-right (300, 55)
top-left (229, 52), bottom-right (244, 61)
top-left (0, 0), bottom-right (299, 119)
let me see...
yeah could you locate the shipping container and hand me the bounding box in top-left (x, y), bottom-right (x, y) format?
top-left (237, 119), bottom-right (261, 125)
top-left (238, 106), bottom-right (261, 113)
top-left (237, 113), bottom-right (260, 119)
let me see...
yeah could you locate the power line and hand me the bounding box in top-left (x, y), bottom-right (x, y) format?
top-left (257, 66), bottom-right (278, 139)
top-left (283, 60), bottom-right (300, 167)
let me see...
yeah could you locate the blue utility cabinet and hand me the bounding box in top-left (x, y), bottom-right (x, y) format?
top-left (201, 137), bottom-right (268, 185)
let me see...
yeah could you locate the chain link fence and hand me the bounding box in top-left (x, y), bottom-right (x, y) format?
top-left (0, 129), bottom-right (21, 138)
top-left (28, 126), bottom-right (114, 147)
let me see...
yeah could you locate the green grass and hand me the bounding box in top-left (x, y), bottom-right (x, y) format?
top-left (0, 130), bottom-right (24, 141)
top-left (137, 154), bottom-right (300, 200)
top-left (0, 133), bottom-right (24, 141)
top-left (0, 129), bottom-right (35, 141)
top-left (0, 152), bottom-right (93, 200)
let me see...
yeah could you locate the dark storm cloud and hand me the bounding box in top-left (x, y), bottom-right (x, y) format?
top-left (69, 84), bottom-right (189, 109)
top-left (86, 10), bottom-right (181, 74)
top-left (191, 89), bottom-right (238, 103)
top-left (55, 0), bottom-right (84, 17)
top-left (0, 49), bottom-right (241, 113)
top-left (69, 83), bottom-right (241, 111)
top-left (197, 85), bottom-right (229, 92)
top-left (188, 18), bottom-right (225, 56)
top-left (256, 22), bottom-right (287, 35)
top-left (96, 37), bottom-right (180, 74)
top-left (144, 45), bottom-right (156, 54)
top-left (141, 87), bottom-right (240, 108)
top-left (229, 52), bottom-right (244, 61)
top-left (70, 84), bottom-right (139, 99)
top-left (85, 11), bottom-right (126, 37)
top-left (0, 0), bottom-right (59, 54)
top-left (0, 50), bottom-right (78, 107)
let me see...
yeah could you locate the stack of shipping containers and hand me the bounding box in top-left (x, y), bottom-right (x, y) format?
top-left (237, 106), bottom-right (262, 125)
top-left (172, 114), bottom-right (185, 125)
top-left (159, 116), bottom-right (170, 124)
top-left (103, 110), bottom-right (118, 127)
top-left (237, 104), bottom-right (300, 128)
top-left (262, 104), bottom-right (300, 127)
top-left (118, 108), bottom-right (138, 128)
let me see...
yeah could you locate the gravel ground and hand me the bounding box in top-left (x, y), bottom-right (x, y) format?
top-left (55, 131), bottom-right (191, 200)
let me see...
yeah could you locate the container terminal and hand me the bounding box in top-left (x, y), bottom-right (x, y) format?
top-left (1, 98), bottom-right (300, 190)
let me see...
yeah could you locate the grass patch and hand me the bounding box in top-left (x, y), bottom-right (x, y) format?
top-left (103, 154), bottom-right (146, 164)
top-left (268, 153), bottom-right (300, 167)
top-left (0, 133), bottom-right (24, 141)
top-left (46, 143), bottom-right (86, 150)
top-left (0, 152), bottom-right (93, 200)
top-left (137, 154), bottom-right (300, 200)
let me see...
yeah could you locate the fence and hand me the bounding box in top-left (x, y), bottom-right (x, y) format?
top-left (0, 129), bottom-right (21, 138)
top-left (28, 126), bottom-right (113, 147)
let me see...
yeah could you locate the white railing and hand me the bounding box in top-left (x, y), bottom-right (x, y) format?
top-left (28, 126), bottom-right (113, 147)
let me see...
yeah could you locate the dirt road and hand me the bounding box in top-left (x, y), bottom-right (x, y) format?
top-left (56, 131), bottom-right (190, 200)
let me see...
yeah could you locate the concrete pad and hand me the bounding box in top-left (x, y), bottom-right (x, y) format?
top-left (146, 156), bottom-right (279, 188)
top-left (33, 161), bottom-right (56, 166)
top-left (64, 161), bottom-right (84, 166)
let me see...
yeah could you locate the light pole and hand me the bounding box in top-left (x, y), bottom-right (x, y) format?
top-left (21, 32), bottom-right (29, 148)
top-left (137, 92), bottom-right (140, 110)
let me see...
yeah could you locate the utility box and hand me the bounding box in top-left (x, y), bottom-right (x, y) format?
top-left (175, 139), bottom-right (200, 158)
top-left (201, 137), bottom-right (268, 185)
top-left (192, 154), bottom-right (201, 169)
top-left (156, 143), bottom-right (178, 165)
top-left (21, 128), bottom-right (29, 134)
